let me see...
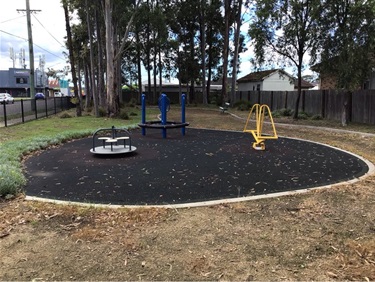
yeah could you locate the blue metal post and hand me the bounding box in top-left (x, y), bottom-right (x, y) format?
top-left (161, 93), bottom-right (167, 138)
top-left (181, 94), bottom-right (186, 136)
top-left (141, 93), bottom-right (146, 136)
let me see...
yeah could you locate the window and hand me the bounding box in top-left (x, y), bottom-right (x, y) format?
top-left (256, 84), bottom-right (260, 91)
top-left (16, 77), bottom-right (28, 84)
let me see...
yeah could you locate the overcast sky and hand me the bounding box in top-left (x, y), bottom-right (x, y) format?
top-left (0, 0), bottom-right (67, 72)
top-left (0, 1), bottom-right (308, 82)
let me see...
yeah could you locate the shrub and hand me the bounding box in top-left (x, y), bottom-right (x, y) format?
top-left (98, 107), bottom-right (107, 117)
top-left (127, 98), bottom-right (138, 107)
top-left (59, 111), bottom-right (72, 119)
top-left (311, 114), bottom-right (323, 120)
top-left (0, 164), bottom-right (26, 197)
top-left (233, 100), bottom-right (252, 111)
top-left (0, 130), bottom-right (94, 198)
top-left (119, 109), bottom-right (130, 120)
top-left (272, 108), bottom-right (293, 117)
top-left (298, 111), bottom-right (311, 120)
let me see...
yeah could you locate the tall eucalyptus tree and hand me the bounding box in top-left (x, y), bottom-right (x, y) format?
top-left (221, 0), bottom-right (233, 104)
top-left (249, 0), bottom-right (322, 119)
top-left (317, 0), bottom-right (375, 90)
top-left (62, 0), bottom-right (82, 116)
top-left (205, 0), bottom-right (225, 101)
top-left (103, 0), bottom-right (139, 117)
top-left (230, 0), bottom-right (248, 103)
top-left (316, 0), bottom-right (375, 125)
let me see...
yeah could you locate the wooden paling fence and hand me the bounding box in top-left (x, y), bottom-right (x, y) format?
top-left (234, 89), bottom-right (375, 125)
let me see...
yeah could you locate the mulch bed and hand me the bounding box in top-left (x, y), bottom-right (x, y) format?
top-left (23, 128), bottom-right (368, 206)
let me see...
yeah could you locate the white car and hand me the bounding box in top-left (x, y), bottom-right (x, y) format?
top-left (54, 92), bottom-right (67, 97)
top-left (0, 93), bottom-right (15, 104)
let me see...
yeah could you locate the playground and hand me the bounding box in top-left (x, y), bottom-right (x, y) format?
top-left (22, 97), bottom-right (371, 207)
top-left (23, 127), bottom-right (369, 207)
top-left (2, 107), bottom-right (375, 281)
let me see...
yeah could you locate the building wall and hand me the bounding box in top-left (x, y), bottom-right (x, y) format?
top-left (319, 71), bottom-right (375, 90)
top-left (237, 71), bottom-right (294, 92)
top-left (319, 75), bottom-right (337, 89)
top-left (263, 72), bottom-right (294, 91)
top-left (0, 68), bottom-right (47, 97)
top-left (238, 81), bottom-right (262, 91)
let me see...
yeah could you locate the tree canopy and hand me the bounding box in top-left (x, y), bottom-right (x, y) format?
top-left (61, 0), bottom-right (248, 116)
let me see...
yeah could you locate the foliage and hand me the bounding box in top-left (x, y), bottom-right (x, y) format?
top-left (248, 0), bottom-right (323, 119)
top-left (98, 107), bottom-right (107, 117)
top-left (311, 114), bottom-right (323, 120)
top-left (119, 109), bottom-right (130, 120)
top-left (272, 108), bottom-right (293, 117)
top-left (316, 0), bottom-right (375, 90)
top-left (59, 111), bottom-right (73, 118)
top-left (127, 98), bottom-right (138, 107)
top-left (0, 132), bottom-right (91, 197)
top-left (233, 100), bottom-right (252, 111)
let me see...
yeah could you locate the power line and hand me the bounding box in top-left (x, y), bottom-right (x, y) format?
top-left (0, 29), bottom-right (66, 61)
top-left (32, 13), bottom-right (65, 47)
top-left (0, 15), bottom-right (26, 24)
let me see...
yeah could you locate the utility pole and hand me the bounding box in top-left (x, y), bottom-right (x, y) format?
top-left (17, 0), bottom-right (41, 98)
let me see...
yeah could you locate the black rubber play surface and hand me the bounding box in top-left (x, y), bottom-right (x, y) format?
top-left (23, 128), bottom-right (369, 206)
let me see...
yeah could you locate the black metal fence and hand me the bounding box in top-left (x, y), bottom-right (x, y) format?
top-left (0, 97), bottom-right (75, 127)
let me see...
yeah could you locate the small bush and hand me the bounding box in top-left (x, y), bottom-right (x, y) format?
top-left (233, 100), bottom-right (252, 111)
top-left (311, 114), bottom-right (323, 120)
top-left (209, 98), bottom-right (217, 105)
top-left (0, 164), bottom-right (26, 197)
top-left (98, 107), bottom-right (107, 117)
top-left (70, 97), bottom-right (79, 105)
top-left (59, 111), bottom-right (73, 119)
top-left (273, 108), bottom-right (293, 117)
top-left (127, 98), bottom-right (138, 107)
top-left (119, 109), bottom-right (130, 120)
top-left (129, 112), bottom-right (138, 116)
top-left (298, 111), bottom-right (311, 120)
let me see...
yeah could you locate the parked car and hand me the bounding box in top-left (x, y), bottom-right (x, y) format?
top-left (0, 93), bottom-right (15, 104)
top-left (35, 93), bottom-right (45, 100)
top-left (54, 91), bottom-right (67, 97)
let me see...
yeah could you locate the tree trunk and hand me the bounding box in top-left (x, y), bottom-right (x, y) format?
top-left (200, 0), bottom-right (208, 105)
top-left (159, 47), bottom-right (162, 97)
top-left (221, 0), bottom-right (231, 104)
top-left (104, 0), bottom-right (118, 117)
top-left (136, 32), bottom-right (142, 102)
top-left (86, 0), bottom-right (99, 116)
top-left (293, 65), bottom-right (302, 119)
top-left (84, 63), bottom-right (91, 109)
top-left (341, 91), bottom-right (351, 126)
top-left (153, 32), bottom-right (157, 99)
top-left (63, 1), bottom-right (81, 116)
top-left (96, 7), bottom-right (105, 109)
top-left (231, 0), bottom-right (242, 105)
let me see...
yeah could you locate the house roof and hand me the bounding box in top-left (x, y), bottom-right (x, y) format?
top-left (237, 69), bottom-right (314, 89)
top-left (237, 69), bottom-right (293, 82)
top-left (294, 78), bottom-right (315, 89)
top-left (48, 79), bottom-right (59, 89)
top-left (211, 77), bottom-right (233, 85)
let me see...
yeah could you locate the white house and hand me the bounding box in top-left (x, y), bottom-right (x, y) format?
top-left (237, 69), bottom-right (313, 91)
